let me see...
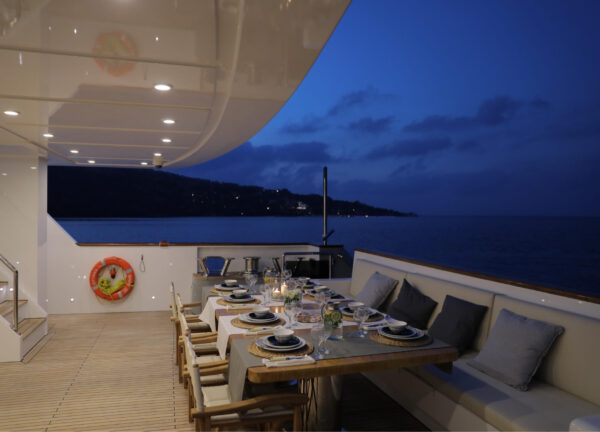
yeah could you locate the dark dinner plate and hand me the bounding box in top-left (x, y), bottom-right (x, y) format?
top-left (266, 335), bottom-right (301, 347)
top-left (381, 326), bottom-right (416, 338)
top-left (249, 312), bottom-right (275, 320)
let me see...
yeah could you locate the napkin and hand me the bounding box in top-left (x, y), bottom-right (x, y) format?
top-left (262, 355), bottom-right (316, 368)
top-left (226, 304), bottom-right (253, 310)
top-left (244, 326), bottom-right (280, 335)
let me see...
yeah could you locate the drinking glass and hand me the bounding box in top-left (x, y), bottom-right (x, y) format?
top-left (291, 302), bottom-right (302, 327)
top-left (353, 307), bottom-right (371, 338)
top-left (262, 284), bottom-right (272, 306)
top-left (284, 303), bottom-right (295, 328)
top-left (283, 269), bottom-right (292, 280)
top-left (311, 324), bottom-right (333, 359)
top-left (297, 277), bottom-right (310, 290)
top-left (245, 273), bottom-right (258, 293)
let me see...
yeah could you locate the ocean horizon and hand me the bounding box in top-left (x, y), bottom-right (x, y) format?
top-left (56, 215), bottom-right (600, 298)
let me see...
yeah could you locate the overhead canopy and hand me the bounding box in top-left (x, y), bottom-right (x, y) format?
top-left (0, 0), bottom-right (350, 168)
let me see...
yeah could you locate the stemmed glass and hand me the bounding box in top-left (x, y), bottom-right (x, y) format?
top-left (311, 323), bottom-right (333, 359)
top-left (297, 277), bottom-right (310, 290)
top-left (245, 273), bottom-right (258, 293)
top-left (353, 307), bottom-right (371, 338)
top-left (283, 269), bottom-right (292, 281)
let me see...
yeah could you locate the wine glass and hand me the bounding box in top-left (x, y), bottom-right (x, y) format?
top-left (297, 277), bottom-right (310, 290)
top-left (262, 284), bottom-right (272, 306)
top-left (283, 269), bottom-right (292, 280)
top-left (353, 307), bottom-right (371, 337)
top-left (291, 302), bottom-right (302, 327)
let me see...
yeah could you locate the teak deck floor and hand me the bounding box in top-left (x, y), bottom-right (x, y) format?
top-left (0, 311), bottom-right (427, 432)
top-left (0, 311), bottom-right (193, 432)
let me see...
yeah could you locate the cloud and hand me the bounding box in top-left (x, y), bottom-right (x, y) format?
top-left (404, 96), bottom-right (521, 132)
top-left (280, 116), bottom-right (328, 134)
top-left (327, 89), bottom-right (371, 116)
top-left (347, 116), bottom-right (394, 134)
top-left (366, 138), bottom-right (452, 159)
top-left (172, 141), bottom-right (333, 187)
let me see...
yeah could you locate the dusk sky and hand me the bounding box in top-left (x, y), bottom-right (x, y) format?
top-left (175, 0), bottom-right (600, 216)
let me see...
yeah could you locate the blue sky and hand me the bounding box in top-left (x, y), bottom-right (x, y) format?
top-left (175, 0), bottom-right (600, 216)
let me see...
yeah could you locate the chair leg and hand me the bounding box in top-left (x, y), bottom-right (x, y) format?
top-left (178, 343), bottom-right (184, 384)
top-left (293, 405), bottom-right (302, 431)
top-left (188, 383), bottom-right (194, 423)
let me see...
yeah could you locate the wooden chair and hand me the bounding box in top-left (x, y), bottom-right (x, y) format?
top-left (169, 284), bottom-right (217, 378)
top-left (178, 310), bottom-right (227, 388)
top-left (183, 334), bottom-right (307, 431)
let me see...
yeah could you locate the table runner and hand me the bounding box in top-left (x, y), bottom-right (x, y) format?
top-left (227, 329), bottom-right (450, 401)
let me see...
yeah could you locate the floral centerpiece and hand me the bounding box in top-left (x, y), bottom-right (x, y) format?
top-left (283, 287), bottom-right (302, 305)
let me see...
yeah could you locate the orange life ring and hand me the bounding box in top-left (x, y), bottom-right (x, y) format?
top-left (89, 256), bottom-right (135, 300)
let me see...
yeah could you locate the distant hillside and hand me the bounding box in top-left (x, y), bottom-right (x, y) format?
top-left (48, 167), bottom-right (414, 218)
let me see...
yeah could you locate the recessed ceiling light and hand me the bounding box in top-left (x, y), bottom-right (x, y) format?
top-left (43, 133), bottom-right (54, 138)
top-left (162, 118), bottom-right (175, 125)
top-left (87, 160), bottom-right (95, 164)
top-left (140, 162), bottom-right (148, 166)
top-left (154, 83), bottom-right (172, 91)
top-left (154, 152), bottom-right (162, 157)
top-left (70, 149), bottom-right (79, 154)
top-left (3, 110), bottom-right (19, 116)
top-left (161, 138), bottom-right (172, 143)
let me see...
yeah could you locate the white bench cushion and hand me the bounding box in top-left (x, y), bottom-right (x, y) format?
top-left (414, 353), bottom-right (599, 431)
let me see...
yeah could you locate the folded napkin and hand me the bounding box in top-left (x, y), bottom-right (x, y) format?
top-left (244, 326), bottom-right (281, 335)
top-left (226, 304), bottom-right (253, 310)
top-left (262, 355), bottom-right (316, 368)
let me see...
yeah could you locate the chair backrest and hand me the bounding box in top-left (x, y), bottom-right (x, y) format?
top-left (175, 292), bottom-right (185, 314)
top-left (183, 334), bottom-right (205, 411)
top-left (179, 311), bottom-right (190, 336)
top-left (169, 282), bottom-right (177, 318)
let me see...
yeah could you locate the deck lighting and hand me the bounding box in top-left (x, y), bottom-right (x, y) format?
top-left (3, 110), bottom-right (19, 116)
top-left (154, 83), bottom-right (172, 91)
top-left (151, 295), bottom-right (156, 300)
top-left (140, 162), bottom-right (148, 166)
top-left (154, 152), bottom-right (162, 157)
top-left (1, 173), bottom-right (7, 176)
top-left (43, 133), bottom-right (54, 138)
top-left (69, 149), bottom-right (79, 154)
top-left (87, 160), bottom-right (95, 164)
top-left (155, 35), bottom-right (159, 41)
top-left (30, 166), bottom-right (37, 170)
top-left (73, 28), bottom-right (77, 34)
top-left (162, 118), bottom-right (175, 125)
top-left (161, 138), bottom-right (171, 143)
top-left (70, 297), bottom-right (75, 302)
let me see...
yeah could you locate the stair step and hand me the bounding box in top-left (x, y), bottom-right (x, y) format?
top-left (0, 300), bottom-right (27, 317)
top-left (17, 318), bottom-right (46, 339)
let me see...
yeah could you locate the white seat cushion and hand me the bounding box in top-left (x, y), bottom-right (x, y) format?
top-left (413, 353), bottom-right (599, 431)
top-left (202, 384), bottom-right (231, 407)
top-left (189, 321), bottom-right (211, 331)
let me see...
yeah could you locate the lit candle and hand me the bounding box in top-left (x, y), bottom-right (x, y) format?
top-left (280, 282), bottom-right (288, 296)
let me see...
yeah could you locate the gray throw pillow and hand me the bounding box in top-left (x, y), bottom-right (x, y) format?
top-left (388, 279), bottom-right (437, 329)
top-left (468, 308), bottom-right (564, 391)
top-left (354, 272), bottom-right (398, 309)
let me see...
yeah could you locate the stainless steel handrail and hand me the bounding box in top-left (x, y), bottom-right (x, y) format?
top-left (0, 253), bottom-right (19, 332)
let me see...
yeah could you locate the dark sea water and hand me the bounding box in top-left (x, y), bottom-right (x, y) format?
top-left (57, 216), bottom-right (600, 297)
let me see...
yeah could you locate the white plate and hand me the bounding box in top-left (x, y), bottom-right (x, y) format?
top-left (257, 336), bottom-right (306, 352)
top-left (239, 313), bottom-right (280, 324)
top-left (214, 284), bottom-right (240, 291)
top-left (224, 295), bottom-right (255, 303)
top-left (378, 326), bottom-right (425, 340)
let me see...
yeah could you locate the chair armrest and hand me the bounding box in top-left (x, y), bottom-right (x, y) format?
top-left (183, 301), bottom-right (203, 308)
top-left (198, 365), bottom-right (228, 376)
top-left (191, 393), bottom-right (308, 418)
top-left (313, 278), bottom-right (353, 296)
top-left (191, 331), bottom-right (218, 340)
top-left (194, 359), bottom-right (229, 369)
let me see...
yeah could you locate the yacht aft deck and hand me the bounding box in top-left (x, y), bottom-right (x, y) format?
top-left (0, 312), bottom-right (193, 432)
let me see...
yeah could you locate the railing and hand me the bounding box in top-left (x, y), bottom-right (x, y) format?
top-left (0, 253), bottom-right (18, 332)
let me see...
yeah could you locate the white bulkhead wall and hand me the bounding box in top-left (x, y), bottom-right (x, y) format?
top-left (0, 156), bottom-right (47, 308)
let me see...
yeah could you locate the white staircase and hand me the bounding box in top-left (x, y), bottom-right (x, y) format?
top-left (0, 281), bottom-right (48, 362)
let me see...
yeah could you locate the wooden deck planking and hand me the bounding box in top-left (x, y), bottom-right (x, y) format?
top-left (0, 311), bottom-right (194, 432)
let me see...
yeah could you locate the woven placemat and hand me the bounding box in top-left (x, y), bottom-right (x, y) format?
top-left (343, 312), bottom-right (385, 323)
top-left (231, 317), bottom-right (285, 329)
top-left (210, 288), bottom-right (233, 295)
top-left (216, 298), bottom-right (260, 307)
top-left (248, 340), bottom-right (314, 359)
top-left (370, 332), bottom-right (432, 347)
